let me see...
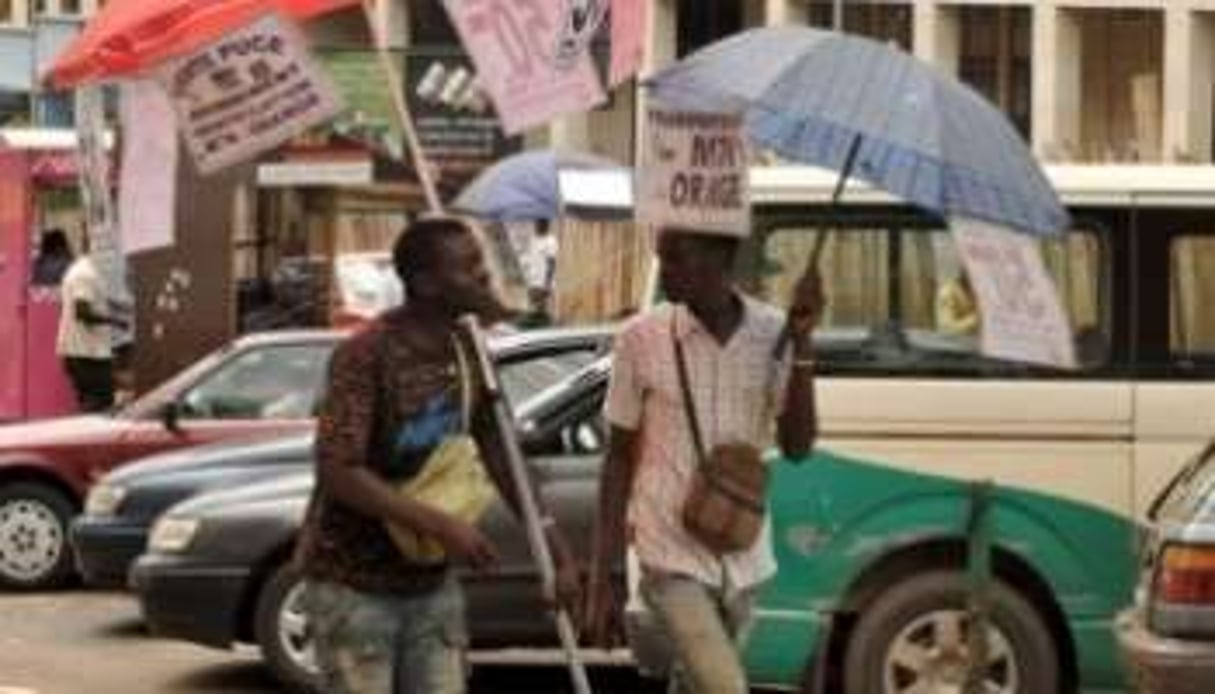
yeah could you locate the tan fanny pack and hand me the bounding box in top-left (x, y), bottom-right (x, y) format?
top-left (672, 317), bottom-right (769, 555)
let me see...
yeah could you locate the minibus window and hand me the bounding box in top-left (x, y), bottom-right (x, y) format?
top-left (756, 221), bottom-right (1105, 376)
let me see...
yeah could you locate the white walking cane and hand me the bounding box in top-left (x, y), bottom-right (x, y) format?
top-left (457, 315), bottom-right (594, 694)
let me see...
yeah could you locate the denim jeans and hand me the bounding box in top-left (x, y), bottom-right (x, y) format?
top-left (305, 575), bottom-right (467, 694)
top-left (641, 570), bottom-right (757, 694)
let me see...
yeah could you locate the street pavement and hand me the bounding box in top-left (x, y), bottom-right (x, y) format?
top-left (0, 589), bottom-right (663, 694)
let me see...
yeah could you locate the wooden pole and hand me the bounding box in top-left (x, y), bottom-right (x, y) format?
top-left (360, 0), bottom-right (443, 213)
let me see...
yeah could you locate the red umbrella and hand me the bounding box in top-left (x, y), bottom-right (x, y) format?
top-left (47, 0), bottom-right (358, 88)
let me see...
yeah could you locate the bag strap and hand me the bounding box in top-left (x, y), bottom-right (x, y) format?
top-left (671, 312), bottom-right (708, 465)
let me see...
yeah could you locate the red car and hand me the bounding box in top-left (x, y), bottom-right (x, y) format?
top-left (0, 330), bottom-right (338, 590)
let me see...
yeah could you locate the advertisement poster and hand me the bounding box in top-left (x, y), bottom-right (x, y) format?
top-left (406, 48), bottom-right (521, 183)
top-left (952, 217), bottom-right (1077, 369)
top-left (156, 13), bottom-right (343, 175)
top-left (442, 0), bottom-right (605, 134)
top-left (637, 107), bottom-right (750, 236)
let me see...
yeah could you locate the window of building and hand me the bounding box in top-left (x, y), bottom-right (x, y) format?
top-left (677, 0), bottom-right (743, 57)
top-left (1072, 9), bottom-right (1164, 163)
top-left (958, 6), bottom-right (1032, 139)
top-left (0, 0), bottom-right (13, 24)
top-left (806, 1), bottom-right (912, 52)
top-left (61, 0), bottom-right (81, 15)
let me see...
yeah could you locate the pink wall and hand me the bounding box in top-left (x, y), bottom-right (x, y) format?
top-left (0, 150), bottom-right (78, 421)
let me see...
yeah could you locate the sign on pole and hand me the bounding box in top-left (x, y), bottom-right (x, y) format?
top-left (156, 13), bottom-right (344, 175)
top-left (119, 79), bottom-right (178, 254)
top-left (636, 107), bottom-right (750, 236)
top-left (951, 217), bottom-right (1077, 369)
top-left (441, 0), bottom-right (606, 135)
top-left (610, 0), bottom-right (647, 86)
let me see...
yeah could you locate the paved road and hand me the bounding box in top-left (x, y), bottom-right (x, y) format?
top-left (0, 589), bottom-right (663, 694)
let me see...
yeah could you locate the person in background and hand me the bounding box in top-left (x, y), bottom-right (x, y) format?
top-left (936, 270), bottom-right (980, 337)
top-left (296, 217), bottom-right (580, 694)
top-left (56, 248), bottom-right (127, 412)
top-left (585, 225), bottom-right (824, 693)
top-left (520, 220), bottom-right (559, 326)
top-left (32, 228), bottom-right (73, 286)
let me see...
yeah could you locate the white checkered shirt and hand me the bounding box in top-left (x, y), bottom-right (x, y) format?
top-left (605, 297), bottom-right (790, 590)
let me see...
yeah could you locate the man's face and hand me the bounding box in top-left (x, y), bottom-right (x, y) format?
top-left (657, 231), bottom-right (728, 304)
top-left (422, 231), bottom-right (499, 318)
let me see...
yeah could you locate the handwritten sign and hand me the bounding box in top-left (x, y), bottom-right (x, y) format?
top-left (952, 217), bottom-right (1077, 369)
top-left (442, 0), bottom-right (606, 135)
top-left (637, 107), bottom-right (750, 236)
top-left (156, 14), bottom-right (343, 175)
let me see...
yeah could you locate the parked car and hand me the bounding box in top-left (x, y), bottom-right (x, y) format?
top-left (132, 360), bottom-right (609, 691)
top-left (71, 325), bottom-right (612, 589)
top-left (0, 329), bottom-right (338, 589)
top-left (1117, 440), bottom-right (1215, 692)
top-left (132, 337), bottom-right (1134, 693)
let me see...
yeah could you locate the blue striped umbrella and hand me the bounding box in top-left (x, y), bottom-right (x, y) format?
top-left (452, 149), bottom-right (627, 223)
top-left (647, 26), bottom-right (1068, 237)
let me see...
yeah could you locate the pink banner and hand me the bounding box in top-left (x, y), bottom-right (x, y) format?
top-left (610, 0), bottom-right (647, 86)
top-left (443, 0), bottom-right (606, 135)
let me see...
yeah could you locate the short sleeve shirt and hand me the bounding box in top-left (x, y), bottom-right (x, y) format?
top-left (296, 308), bottom-right (486, 595)
top-left (605, 297), bottom-right (790, 589)
top-left (56, 257), bottom-right (112, 360)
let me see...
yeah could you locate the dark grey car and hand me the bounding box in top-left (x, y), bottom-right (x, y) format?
top-left (131, 358), bottom-right (612, 692)
top-left (72, 326), bottom-right (613, 590)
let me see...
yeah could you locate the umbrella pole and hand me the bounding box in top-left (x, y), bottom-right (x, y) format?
top-left (456, 315), bottom-right (594, 694)
top-left (773, 135), bottom-right (863, 359)
top-left (360, 0), bottom-right (443, 214)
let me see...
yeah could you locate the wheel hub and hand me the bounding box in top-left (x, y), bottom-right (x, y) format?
top-left (0, 499), bottom-right (63, 581)
top-left (884, 609), bottom-right (1017, 694)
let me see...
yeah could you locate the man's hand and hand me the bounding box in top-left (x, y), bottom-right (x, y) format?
top-left (435, 516), bottom-right (499, 570)
top-left (787, 269), bottom-right (824, 342)
top-left (543, 523), bottom-right (582, 613)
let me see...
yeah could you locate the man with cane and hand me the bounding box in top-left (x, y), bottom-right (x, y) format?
top-left (297, 216), bottom-right (581, 694)
top-left (586, 225), bottom-right (823, 693)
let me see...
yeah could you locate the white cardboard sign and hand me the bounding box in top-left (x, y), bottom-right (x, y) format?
top-left (637, 107), bottom-right (750, 236)
top-left (119, 79), bottom-right (178, 254)
top-left (156, 14), bottom-right (343, 175)
top-left (442, 0), bottom-right (606, 135)
top-left (952, 217), bottom-right (1077, 369)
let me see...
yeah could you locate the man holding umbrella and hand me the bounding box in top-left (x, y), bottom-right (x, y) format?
top-left (586, 223), bottom-right (823, 693)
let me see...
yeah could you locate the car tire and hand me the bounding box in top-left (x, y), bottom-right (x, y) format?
top-left (843, 570), bottom-right (1059, 694)
top-left (254, 562), bottom-right (321, 694)
top-left (0, 482), bottom-right (77, 590)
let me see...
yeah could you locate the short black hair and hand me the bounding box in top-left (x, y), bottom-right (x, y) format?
top-left (392, 216), bottom-right (475, 294)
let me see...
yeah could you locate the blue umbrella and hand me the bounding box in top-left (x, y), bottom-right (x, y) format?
top-left (452, 149), bottom-right (628, 222)
top-left (647, 26), bottom-right (1068, 237)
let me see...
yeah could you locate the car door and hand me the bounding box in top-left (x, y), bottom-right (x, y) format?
top-left (113, 342), bottom-right (331, 463)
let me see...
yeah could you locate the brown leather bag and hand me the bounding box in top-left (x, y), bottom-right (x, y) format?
top-left (672, 320), bottom-right (769, 555)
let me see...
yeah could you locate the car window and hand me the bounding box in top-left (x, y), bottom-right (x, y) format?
top-left (1170, 236), bottom-right (1215, 364)
top-left (754, 223), bottom-right (1106, 376)
top-left (179, 344), bottom-right (333, 420)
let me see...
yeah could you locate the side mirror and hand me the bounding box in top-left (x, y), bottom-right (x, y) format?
top-left (160, 401), bottom-right (183, 435)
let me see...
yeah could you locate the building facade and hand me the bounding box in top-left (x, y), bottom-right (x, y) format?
top-left (540, 0), bottom-right (1215, 168)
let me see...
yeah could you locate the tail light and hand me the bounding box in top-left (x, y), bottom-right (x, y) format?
top-left (1157, 544), bottom-right (1215, 604)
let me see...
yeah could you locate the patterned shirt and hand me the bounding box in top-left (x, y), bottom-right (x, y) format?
top-left (605, 297), bottom-right (790, 590)
top-left (296, 307), bottom-right (484, 595)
